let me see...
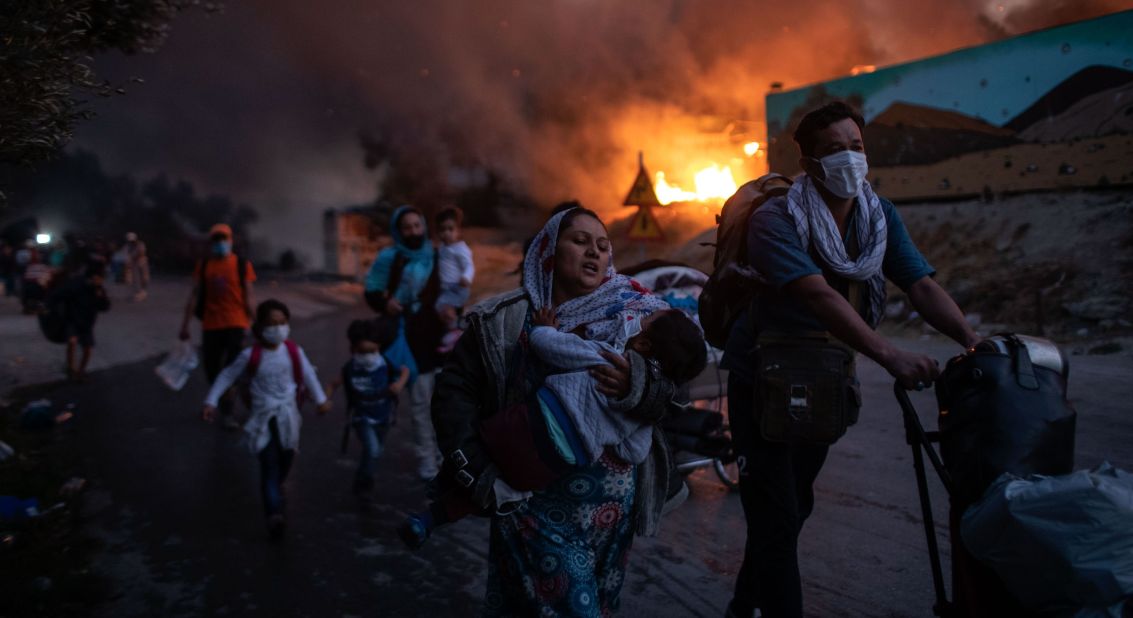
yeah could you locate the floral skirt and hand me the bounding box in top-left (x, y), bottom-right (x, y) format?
top-left (483, 452), bottom-right (636, 617)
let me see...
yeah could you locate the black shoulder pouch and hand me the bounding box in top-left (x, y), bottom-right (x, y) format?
top-left (755, 336), bottom-right (859, 445)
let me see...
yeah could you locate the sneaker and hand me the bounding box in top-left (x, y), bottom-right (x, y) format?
top-left (267, 514), bottom-right (286, 540)
top-left (397, 513), bottom-right (430, 549)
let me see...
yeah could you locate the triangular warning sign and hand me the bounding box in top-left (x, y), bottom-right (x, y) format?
top-left (623, 152), bottom-right (662, 207)
top-left (626, 206), bottom-right (665, 242)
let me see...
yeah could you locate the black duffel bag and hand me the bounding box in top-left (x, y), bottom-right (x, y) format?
top-left (936, 333), bottom-right (1077, 506)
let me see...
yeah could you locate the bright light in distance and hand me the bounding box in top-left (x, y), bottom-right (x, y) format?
top-left (36, 233), bottom-right (51, 245)
top-left (743, 142), bottom-right (760, 157)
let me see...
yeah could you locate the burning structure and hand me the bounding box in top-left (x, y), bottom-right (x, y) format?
top-left (322, 206), bottom-right (387, 279)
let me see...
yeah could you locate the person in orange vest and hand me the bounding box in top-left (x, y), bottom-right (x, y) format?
top-left (179, 223), bottom-right (257, 429)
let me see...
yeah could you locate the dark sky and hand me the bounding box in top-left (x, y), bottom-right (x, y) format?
top-left (72, 0), bottom-right (1133, 259)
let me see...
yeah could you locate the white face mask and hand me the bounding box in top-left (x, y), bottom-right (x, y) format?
top-left (814, 150), bottom-right (869, 199)
top-left (261, 324), bottom-right (289, 346)
top-left (354, 352), bottom-right (385, 372)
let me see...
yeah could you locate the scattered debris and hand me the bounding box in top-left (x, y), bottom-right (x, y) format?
top-left (19, 400), bottom-right (54, 430)
top-left (0, 496), bottom-right (40, 521)
top-left (18, 400), bottom-right (75, 430)
top-left (1064, 296), bottom-right (1128, 321)
top-left (59, 477), bottom-right (87, 496)
top-left (965, 313), bottom-right (983, 329)
top-left (31, 576), bottom-right (53, 593)
top-left (1088, 342), bottom-right (1123, 355)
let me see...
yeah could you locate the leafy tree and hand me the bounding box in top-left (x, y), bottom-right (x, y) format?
top-left (0, 0), bottom-right (218, 172)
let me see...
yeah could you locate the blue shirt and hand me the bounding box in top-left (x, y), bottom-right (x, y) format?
top-left (342, 359), bottom-right (397, 425)
top-left (721, 194), bottom-right (934, 380)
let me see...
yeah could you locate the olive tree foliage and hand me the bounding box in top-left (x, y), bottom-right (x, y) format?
top-left (0, 1), bottom-right (219, 171)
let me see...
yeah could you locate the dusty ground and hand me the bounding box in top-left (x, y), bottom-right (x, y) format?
top-left (895, 188), bottom-right (1133, 342)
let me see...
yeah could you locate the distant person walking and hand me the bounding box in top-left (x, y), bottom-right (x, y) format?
top-left (363, 206), bottom-right (447, 480)
top-left (0, 241), bottom-right (16, 297)
top-left (179, 223), bottom-right (257, 429)
top-left (124, 232), bottom-right (150, 301)
top-left (49, 257), bottom-right (111, 382)
top-left (20, 248), bottom-right (52, 315)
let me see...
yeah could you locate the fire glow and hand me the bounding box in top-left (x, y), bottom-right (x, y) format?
top-left (652, 141), bottom-right (760, 206)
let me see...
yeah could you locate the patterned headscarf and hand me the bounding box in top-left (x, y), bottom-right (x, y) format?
top-left (522, 208), bottom-right (670, 351)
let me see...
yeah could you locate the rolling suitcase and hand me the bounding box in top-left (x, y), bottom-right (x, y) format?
top-left (895, 333), bottom-right (1076, 617)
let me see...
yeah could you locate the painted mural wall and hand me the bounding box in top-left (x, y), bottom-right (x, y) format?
top-left (765, 10), bottom-right (1133, 201)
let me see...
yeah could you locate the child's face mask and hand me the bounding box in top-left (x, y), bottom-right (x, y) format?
top-left (261, 324), bottom-right (289, 345)
top-left (354, 352), bottom-right (385, 372)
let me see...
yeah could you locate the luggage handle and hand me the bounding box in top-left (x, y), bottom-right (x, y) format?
top-left (1002, 333), bottom-right (1040, 391)
top-left (893, 383), bottom-right (953, 491)
top-left (894, 381), bottom-right (956, 617)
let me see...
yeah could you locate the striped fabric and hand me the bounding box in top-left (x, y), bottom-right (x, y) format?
top-left (785, 175), bottom-right (888, 327)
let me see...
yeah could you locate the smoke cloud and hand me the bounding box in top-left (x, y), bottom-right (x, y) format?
top-left (73, 0), bottom-right (1133, 256)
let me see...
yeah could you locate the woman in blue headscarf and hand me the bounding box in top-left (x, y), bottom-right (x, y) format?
top-left (364, 205), bottom-right (446, 480)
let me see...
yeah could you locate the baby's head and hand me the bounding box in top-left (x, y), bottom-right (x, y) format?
top-left (347, 318), bottom-right (397, 355)
top-left (253, 299), bottom-right (291, 346)
top-left (627, 309), bottom-right (707, 385)
top-left (435, 206), bottom-right (464, 246)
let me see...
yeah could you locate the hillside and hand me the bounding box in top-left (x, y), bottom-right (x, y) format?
top-left (871, 102), bottom-right (1014, 135)
top-left (1006, 65), bottom-right (1133, 133)
top-left (1019, 81), bottom-right (1133, 142)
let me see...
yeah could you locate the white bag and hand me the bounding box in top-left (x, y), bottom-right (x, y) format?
top-left (155, 341), bottom-right (199, 391)
top-left (961, 463), bottom-right (1133, 615)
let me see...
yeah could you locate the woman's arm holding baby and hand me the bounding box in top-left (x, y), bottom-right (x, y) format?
top-left (599, 350), bottom-right (674, 423)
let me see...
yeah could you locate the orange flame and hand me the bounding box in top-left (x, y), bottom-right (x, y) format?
top-left (653, 164), bottom-right (738, 205)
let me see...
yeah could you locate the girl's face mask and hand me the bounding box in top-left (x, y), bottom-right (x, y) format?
top-left (261, 324), bottom-right (289, 346)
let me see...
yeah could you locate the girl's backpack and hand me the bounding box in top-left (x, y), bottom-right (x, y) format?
top-left (239, 341), bottom-right (308, 409)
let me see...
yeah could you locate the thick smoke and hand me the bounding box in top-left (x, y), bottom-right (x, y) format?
top-left (75, 0), bottom-right (1133, 255)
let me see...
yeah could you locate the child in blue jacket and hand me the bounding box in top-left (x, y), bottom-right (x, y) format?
top-left (327, 318), bottom-right (410, 496)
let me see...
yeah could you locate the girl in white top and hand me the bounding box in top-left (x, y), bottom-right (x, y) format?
top-left (203, 299), bottom-right (331, 539)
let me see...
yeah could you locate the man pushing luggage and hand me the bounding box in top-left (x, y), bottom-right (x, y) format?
top-left (717, 101), bottom-right (980, 618)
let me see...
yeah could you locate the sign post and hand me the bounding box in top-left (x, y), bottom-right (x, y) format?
top-left (623, 152), bottom-right (665, 243)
